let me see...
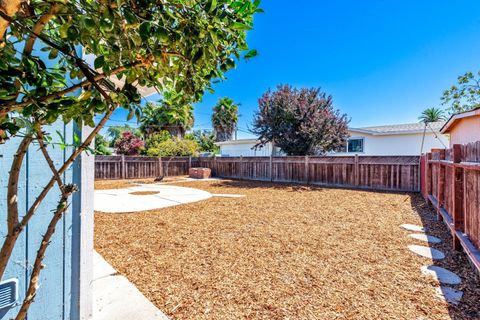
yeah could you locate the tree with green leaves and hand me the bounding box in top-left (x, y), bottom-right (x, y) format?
top-left (212, 97), bottom-right (239, 141)
top-left (139, 92), bottom-right (194, 138)
top-left (186, 129), bottom-right (219, 153)
top-left (145, 131), bottom-right (199, 157)
top-left (418, 107), bottom-right (446, 123)
top-left (106, 124), bottom-right (142, 147)
top-left (94, 133), bottom-right (112, 155)
top-left (0, 0), bottom-right (260, 317)
top-left (252, 85), bottom-right (349, 156)
top-left (442, 71), bottom-right (480, 114)
top-left (418, 107), bottom-right (446, 154)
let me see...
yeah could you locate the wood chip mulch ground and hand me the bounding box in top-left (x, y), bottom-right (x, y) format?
top-left (94, 179), bottom-right (480, 320)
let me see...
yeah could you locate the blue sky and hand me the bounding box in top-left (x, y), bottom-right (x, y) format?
top-left (102, 0), bottom-right (480, 138)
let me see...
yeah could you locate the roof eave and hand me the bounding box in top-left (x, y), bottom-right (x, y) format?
top-left (441, 108), bottom-right (480, 134)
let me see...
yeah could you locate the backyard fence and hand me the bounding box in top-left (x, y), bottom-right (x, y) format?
top-left (95, 155), bottom-right (193, 180)
top-left (95, 155), bottom-right (420, 192)
top-left (421, 141), bottom-right (480, 272)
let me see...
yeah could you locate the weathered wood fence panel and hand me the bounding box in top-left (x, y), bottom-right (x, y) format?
top-left (195, 155), bottom-right (420, 191)
top-left (96, 155), bottom-right (420, 191)
top-left (95, 155), bottom-right (192, 180)
top-left (421, 141), bottom-right (480, 273)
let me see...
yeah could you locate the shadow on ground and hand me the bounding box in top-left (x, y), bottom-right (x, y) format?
top-left (409, 195), bottom-right (480, 319)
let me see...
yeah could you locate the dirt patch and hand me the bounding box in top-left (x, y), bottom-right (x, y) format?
top-left (129, 191), bottom-right (160, 196)
top-left (95, 180), bottom-right (480, 319)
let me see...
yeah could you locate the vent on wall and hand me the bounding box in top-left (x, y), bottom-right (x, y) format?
top-left (0, 279), bottom-right (18, 310)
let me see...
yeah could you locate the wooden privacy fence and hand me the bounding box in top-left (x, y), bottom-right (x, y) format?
top-left (95, 155), bottom-right (420, 192)
top-left (95, 155), bottom-right (193, 180)
top-left (421, 142), bottom-right (480, 272)
top-left (196, 156), bottom-right (420, 191)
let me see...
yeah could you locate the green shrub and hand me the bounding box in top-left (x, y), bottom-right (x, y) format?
top-left (145, 131), bottom-right (199, 156)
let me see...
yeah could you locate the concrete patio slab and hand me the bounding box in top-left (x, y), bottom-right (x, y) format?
top-left (93, 251), bottom-right (117, 280)
top-left (408, 245), bottom-right (445, 260)
top-left (409, 233), bottom-right (442, 244)
top-left (400, 224), bottom-right (427, 232)
top-left (435, 286), bottom-right (463, 305)
top-left (94, 184), bottom-right (212, 213)
top-left (93, 252), bottom-right (169, 320)
top-left (421, 265), bottom-right (462, 285)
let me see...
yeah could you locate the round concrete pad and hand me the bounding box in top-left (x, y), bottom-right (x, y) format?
top-left (94, 184), bottom-right (212, 213)
top-left (409, 233), bottom-right (442, 244)
top-left (435, 286), bottom-right (463, 304)
top-left (408, 245), bottom-right (445, 260)
top-left (421, 265), bottom-right (461, 285)
top-left (400, 224), bottom-right (427, 232)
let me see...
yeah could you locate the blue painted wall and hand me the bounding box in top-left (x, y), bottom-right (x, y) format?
top-left (0, 122), bottom-right (79, 320)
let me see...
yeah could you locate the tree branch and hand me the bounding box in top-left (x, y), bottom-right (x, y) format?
top-left (14, 185), bottom-right (77, 320)
top-left (13, 3), bottom-right (62, 93)
top-left (0, 0), bottom-right (22, 43)
top-left (35, 127), bottom-right (66, 195)
top-left (20, 106), bottom-right (115, 231)
top-left (0, 135), bottom-right (32, 279)
top-left (0, 61), bottom-right (145, 118)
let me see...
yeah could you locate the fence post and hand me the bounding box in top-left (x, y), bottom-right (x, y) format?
top-left (240, 155), bottom-right (243, 180)
top-left (269, 154), bottom-right (273, 182)
top-left (121, 154), bottom-right (126, 179)
top-left (436, 149), bottom-right (446, 221)
top-left (452, 144), bottom-right (464, 250)
top-left (354, 154), bottom-right (359, 186)
top-left (158, 157), bottom-right (162, 177)
top-left (213, 154), bottom-right (217, 177)
top-left (426, 152), bottom-right (432, 197)
top-left (304, 155), bottom-right (309, 184)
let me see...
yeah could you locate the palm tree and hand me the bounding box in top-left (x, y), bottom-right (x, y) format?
top-left (139, 98), bottom-right (194, 139)
top-left (418, 107), bottom-right (446, 123)
top-left (418, 107), bottom-right (447, 154)
top-left (212, 97), bottom-right (239, 142)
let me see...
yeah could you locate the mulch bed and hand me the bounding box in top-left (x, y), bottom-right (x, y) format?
top-left (95, 179), bottom-right (480, 319)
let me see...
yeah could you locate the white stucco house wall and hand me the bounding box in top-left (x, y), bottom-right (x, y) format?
top-left (216, 122), bottom-right (449, 157)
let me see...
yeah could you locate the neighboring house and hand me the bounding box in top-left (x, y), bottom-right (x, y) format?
top-left (440, 107), bottom-right (480, 146)
top-left (216, 122), bottom-right (448, 157)
top-left (216, 139), bottom-right (280, 157)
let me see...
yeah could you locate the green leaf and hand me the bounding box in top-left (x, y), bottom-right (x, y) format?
top-left (232, 22), bottom-right (252, 30)
top-left (139, 22), bottom-right (152, 41)
top-left (205, 0), bottom-right (217, 13)
top-left (94, 56), bottom-right (105, 69)
top-left (244, 49), bottom-right (257, 60)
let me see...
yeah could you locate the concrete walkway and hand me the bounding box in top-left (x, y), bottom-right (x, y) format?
top-left (93, 251), bottom-right (169, 320)
top-left (94, 184), bottom-right (212, 213)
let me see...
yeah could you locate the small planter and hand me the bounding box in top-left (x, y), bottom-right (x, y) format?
top-left (189, 167), bottom-right (212, 179)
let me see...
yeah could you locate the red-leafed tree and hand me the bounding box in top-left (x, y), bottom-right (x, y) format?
top-left (114, 131), bottom-right (145, 155)
top-left (252, 85), bottom-right (349, 155)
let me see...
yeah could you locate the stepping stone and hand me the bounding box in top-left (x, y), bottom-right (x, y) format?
top-left (421, 266), bottom-right (461, 285)
top-left (435, 286), bottom-right (463, 304)
top-left (409, 234), bottom-right (442, 244)
top-left (212, 194), bottom-right (245, 198)
top-left (408, 245), bottom-right (445, 260)
top-left (400, 224), bottom-right (427, 232)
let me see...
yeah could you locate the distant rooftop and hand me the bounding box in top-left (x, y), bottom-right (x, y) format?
top-left (351, 121), bottom-right (446, 135)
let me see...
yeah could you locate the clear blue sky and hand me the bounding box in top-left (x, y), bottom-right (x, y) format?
top-left (101, 0), bottom-right (480, 138)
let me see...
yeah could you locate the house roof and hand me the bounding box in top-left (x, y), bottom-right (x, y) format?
top-left (440, 107), bottom-right (480, 134)
top-left (215, 139), bottom-right (259, 146)
top-left (350, 121), bottom-right (445, 135)
top-left (216, 122), bottom-right (447, 146)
